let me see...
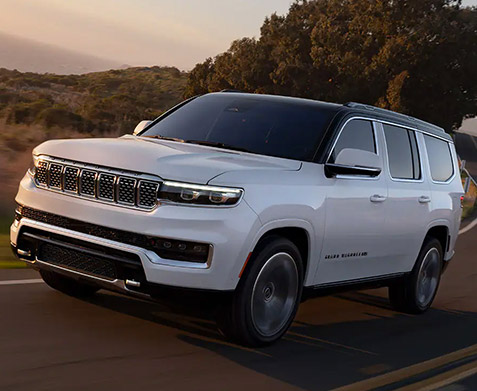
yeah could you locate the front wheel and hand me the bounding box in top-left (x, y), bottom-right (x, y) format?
top-left (218, 236), bottom-right (303, 347)
top-left (389, 237), bottom-right (443, 314)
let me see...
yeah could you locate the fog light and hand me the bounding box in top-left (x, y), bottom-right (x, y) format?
top-left (147, 236), bottom-right (210, 263)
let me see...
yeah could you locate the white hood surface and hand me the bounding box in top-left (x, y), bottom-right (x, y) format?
top-left (33, 136), bottom-right (301, 184)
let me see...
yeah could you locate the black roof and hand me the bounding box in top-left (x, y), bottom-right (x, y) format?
top-left (217, 91), bottom-right (452, 141)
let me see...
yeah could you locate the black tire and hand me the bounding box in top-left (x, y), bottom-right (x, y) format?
top-left (217, 236), bottom-right (303, 347)
top-left (40, 270), bottom-right (99, 297)
top-left (388, 237), bottom-right (443, 314)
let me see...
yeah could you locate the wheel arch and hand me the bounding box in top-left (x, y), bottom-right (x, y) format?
top-left (244, 220), bottom-right (316, 286)
top-left (425, 222), bottom-right (450, 254)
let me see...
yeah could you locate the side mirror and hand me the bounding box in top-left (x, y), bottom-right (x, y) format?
top-left (133, 120), bottom-right (152, 136)
top-left (325, 148), bottom-right (382, 177)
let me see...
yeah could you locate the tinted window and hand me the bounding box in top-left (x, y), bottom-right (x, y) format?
top-left (329, 119), bottom-right (376, 163)
top-left (424, 135), bottom-right (454, 182)
top-left (383, 124), bottom-right (421, 180)
top-left (141, 94), bottom-right (336, 161)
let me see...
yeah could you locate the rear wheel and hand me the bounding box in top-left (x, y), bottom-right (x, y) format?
top-left (218, 236), bottom-right (303, 347)
top-left (389, 237), bottom-right (443, 314)
top-left (40, 270), bottom-right (99, 297)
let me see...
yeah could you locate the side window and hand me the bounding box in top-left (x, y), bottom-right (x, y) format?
top-left (329, 119), bottom-right (376, 163)
top-left (383, 124), bottom-right (421, 180)
top-left (424, 135), bottom-right (454, 182)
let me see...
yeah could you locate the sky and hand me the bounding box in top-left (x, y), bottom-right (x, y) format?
top-left (0, 0), bottom-right (476, 70)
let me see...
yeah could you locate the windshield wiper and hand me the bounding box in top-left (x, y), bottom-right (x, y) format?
top-left (184, 140), bottom-right (252, 153)
top-left (142, 135), bottom-right (185, 143)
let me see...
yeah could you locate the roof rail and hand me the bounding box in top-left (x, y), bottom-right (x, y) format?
top-left (220, 89), bottom-right (244, 93)
top-left (344, 102), bottom-right (445, 133)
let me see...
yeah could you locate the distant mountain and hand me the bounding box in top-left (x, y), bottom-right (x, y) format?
top-left (0, 32), bottom-right (122, 74)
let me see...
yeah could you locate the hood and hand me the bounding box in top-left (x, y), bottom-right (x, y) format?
top-left (33, 136), bottom-right (301, 184)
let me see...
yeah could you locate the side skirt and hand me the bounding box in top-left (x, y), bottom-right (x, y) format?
top-left (302, 273), bottom-right (408, 301)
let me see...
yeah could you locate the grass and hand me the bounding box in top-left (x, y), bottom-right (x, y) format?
top-left (0, 233), bottom-right (26, 269)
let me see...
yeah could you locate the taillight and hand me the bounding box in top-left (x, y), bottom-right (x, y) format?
top-left (460, 195), bottom-right (464, 208)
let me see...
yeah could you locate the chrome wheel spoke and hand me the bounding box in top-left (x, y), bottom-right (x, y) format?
top-left (416, 248), bottom-right (440, 308)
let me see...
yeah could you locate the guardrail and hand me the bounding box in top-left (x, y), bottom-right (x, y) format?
top-left (460, 160), bottom-right (477, 220)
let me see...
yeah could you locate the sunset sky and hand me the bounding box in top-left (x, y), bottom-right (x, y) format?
top-left (1, 0), bottom-right (476, 70)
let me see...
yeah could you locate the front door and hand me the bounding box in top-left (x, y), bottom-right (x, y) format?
top-left (314, 118), bottom-right (389, 285)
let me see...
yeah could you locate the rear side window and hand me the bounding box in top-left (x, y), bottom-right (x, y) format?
top-left (424, 135), bottom-right (454, 182)
top-left (383, 124), bottom-right (421, 180)
top-left (329, 119), bottom-right (376, 163)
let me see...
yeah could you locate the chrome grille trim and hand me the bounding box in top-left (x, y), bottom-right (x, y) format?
top-left (33, 156), bottom-right (161, 211)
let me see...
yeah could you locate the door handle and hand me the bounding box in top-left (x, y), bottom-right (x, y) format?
top-left (370, 194), bottom-right (387, 203)
top-left (418, 196), bottom-right (431, 204)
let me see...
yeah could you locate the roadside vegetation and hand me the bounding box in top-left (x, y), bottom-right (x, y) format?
top-left (185, 0), bottom-right (477, 132)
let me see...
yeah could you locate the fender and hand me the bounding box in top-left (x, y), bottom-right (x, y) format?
top-left (233, 218), bottom-right (320, 287)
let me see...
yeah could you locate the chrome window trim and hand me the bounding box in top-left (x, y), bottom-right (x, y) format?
top-left (328, 115), bottom-right (453, 184)
top-left (379, 122), bottom-right (425, 183)
top-left (32, 155), bottom-right (162, 211)
top-left (327, 117), bottom-right (382, 181)
top-left (327, 116), bottom-right (454, 163)
top-left (422, 133), bottom-right (457, 185)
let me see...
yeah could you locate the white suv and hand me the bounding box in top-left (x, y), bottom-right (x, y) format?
top-left (11, 92), bottom-right (464, 346)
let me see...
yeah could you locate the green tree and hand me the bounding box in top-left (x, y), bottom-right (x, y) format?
top-left (185, 0), bottom-right (477, 131)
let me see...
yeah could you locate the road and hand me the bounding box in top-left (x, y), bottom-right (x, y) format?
top-left (455, 131), bottom-right (477, 178)
top-left (2, 221), bottom-right (477, 390)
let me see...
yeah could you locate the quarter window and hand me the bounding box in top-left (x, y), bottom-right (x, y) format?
top-left (424, 135), bottom-right (454, 182)
top-left (329, 119), bottom-right (376, 163)
top-left (383, 124), bottom-right (421, 180)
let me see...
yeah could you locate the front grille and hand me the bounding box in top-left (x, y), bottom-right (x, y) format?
top-left (33, 157), bottom-right (160, 210)
top-left (64, 167), bottom-right (79, 192)
top-left (49, 164), bottom-right (63, 188)
top-left (118, 177), bottom-right (136, 205)
top-left (138, 181), bottom-right (159, 208)
top-left (39, 242), bottom-right (117, 280)
top-left (98, 173), bottom-right (115, 200)
top-left (36, 160), bottom-right (48, 186)
top-left (79, 170), bottom-right (96, 197)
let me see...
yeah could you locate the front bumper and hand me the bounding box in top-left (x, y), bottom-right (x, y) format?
top-left (11, 174), bottom-right (261, 291)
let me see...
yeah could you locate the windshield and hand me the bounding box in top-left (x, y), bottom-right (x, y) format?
top-left (141, 94), bottom-right (336, 161)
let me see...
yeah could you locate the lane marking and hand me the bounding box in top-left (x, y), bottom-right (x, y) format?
top-left (394, 360), bottom-right (477, 391)
top-left (459, 217), bottom-right (477, 235)
top-left (0, 279), bottom-right (44, 286)
top-left (330, 344), bottom-right (477, 391)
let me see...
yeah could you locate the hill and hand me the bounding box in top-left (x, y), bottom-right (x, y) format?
top-left (0, 32), bottom-right (122, 75)
top-left (0, 66), bottom-right (188, 213)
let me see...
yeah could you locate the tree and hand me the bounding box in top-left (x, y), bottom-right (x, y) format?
top-left (185, 0), bottom-right (477, 131)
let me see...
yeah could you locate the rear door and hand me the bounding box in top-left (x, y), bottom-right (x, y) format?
top-left (380, 123), bottom-right (431, 272)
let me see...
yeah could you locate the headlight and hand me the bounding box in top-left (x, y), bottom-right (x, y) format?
top-left (27, 155), bottom-right (39, 177)
top-left (158, 181), bottom-right (243, 206)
